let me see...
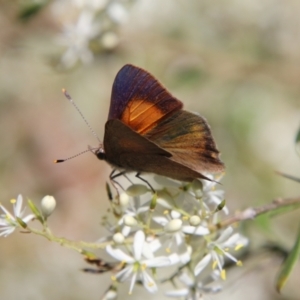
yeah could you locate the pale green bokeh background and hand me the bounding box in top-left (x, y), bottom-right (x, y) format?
top-left (0, 1), bottom-right (299, 299)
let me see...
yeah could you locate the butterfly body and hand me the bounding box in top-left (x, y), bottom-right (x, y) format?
top-left (95, 64), bottom-right (224, 184)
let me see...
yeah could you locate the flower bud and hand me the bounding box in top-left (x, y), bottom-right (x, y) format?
top-left (40, 195), bottom-right (56, 218)
top-left (124, 215), bottom-right (137, 227)
top-left (164, 219), bottom-right (182, 233)
top-left (119, 193), bottom-right (129, 207)
top-left (126, 184), bottom-right (149, 196)
top-left (189, 215), bottom-right (201, 226)
top-left (113, 232), bottom-right (125, 244)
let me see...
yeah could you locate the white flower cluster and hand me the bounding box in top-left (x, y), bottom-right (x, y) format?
top-left (101, 175), bottom-right (248, 299)
top-left (0, 176), bottom-right (248, 299)
top-left (51, 0), bottom-right (135, 69)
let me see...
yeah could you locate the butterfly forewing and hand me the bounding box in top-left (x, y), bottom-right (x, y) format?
top-left (109, 65), bottom-right (182, 134)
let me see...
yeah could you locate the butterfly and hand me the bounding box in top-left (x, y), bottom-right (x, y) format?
top-left (93, 64), bottom-right (224, 191)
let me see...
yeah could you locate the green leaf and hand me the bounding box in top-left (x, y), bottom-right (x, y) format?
top-left (28, 200), bottom-right (44, 223)
top-left (18, 0), bottom-right (49, 22)
top-left (106, 182), bottom-right (113, 201)
top-left (82, 250), bottom-right (97, 260)
top-left (215, 199), bottom-right (226, 212)
top-left (16, 217), bottom-right (27, 229)
top-left (150, 192), bottom-right (157, 210)
top-left (276, 223), bottom-right (300, 293)
top-left (296, 126), bottom-right (300, 157)
top-left (255, 214), bottom-right (272, 233)
top-left (277, 171), bottom-right (300, 184)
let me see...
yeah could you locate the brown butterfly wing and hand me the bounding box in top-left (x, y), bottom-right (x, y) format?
top-left (145, 110), bottom-right (224, 174)
top-left (103, 119), bottom-right (210, 181)
top-left (107, 64), bottom-right (224, 180)
top-left (108, 64), bottom-right (182, 134)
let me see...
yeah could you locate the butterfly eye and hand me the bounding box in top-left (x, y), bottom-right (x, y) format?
top-left (96, 148), bottom-right (106, 161)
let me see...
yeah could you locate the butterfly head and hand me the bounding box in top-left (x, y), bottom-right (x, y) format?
top-left (88, 144), bottom-right (106, 161)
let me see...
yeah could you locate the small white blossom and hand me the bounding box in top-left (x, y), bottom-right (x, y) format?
top-left (58, 9), bottom-right (100, 68)
top-left (201, 175), bottom-right (228, 215)
top-left (166, 270), bottom-right (222, 300)
top-left (106, 230), bottom-right (173, 294)
top-left (0, 195), bottom-right (34, 237)
top-left (194, 227), bottom-right (248, 277)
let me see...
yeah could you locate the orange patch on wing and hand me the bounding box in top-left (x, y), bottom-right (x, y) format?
top-left (121, 99), bottom-right (165, 135)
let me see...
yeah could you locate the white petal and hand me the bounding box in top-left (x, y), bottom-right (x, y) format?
top-left (170, 210), bottom-right (181, 219)
top-left (211, 251), bottom-right (223, 271)
top-left (178, 249), bottom-right (191, 264)
top-left (133, 230), bottom-right (145, 260)
top-left (223, 251), bottom-right (238, 263)
top-left (143, 256), bottom-right (171, 268)
top-left (142, 242), bottom-right (155, 259)
top-left (22, 214), bottom-right (35, 223)
top-left (174, 232), bottom-right (184, 245)
top-left (215, 227), bottom-right (233, 244)
top-left (168, 253), bottom-right (180, 265)
top-left (140, 270), bottom-right (157, 293)
top-left (115, 266), bottom-right (134, 282)
top-left (102, 288), bottom-right (118, 300)
top-left (128, 271), bottom-right (137, 294)
top-left (152, 216), bottom-right (168, 226)
top-left (106, 245), bottom-right (134, 263)
top-left (178, 271), bottom-right (193, 286)
top-left (165, 288), bottom-right (189, 297)
top-left (182, 225), bottom-right (209, 235)
top-left (121, 225), bottom-right (131, 237)
top-left (147, 237), bottom-right (163, 253)
top-left (194, 253), bottom-right (212, 276)
top-left (0, 226), bottom-right (15, 237)
top-left (14, 194), bottom-right (23, 216)
top-left (0, 205), bottom-right (13, 219)
top-left (136, 206), bottom-right (150, 214)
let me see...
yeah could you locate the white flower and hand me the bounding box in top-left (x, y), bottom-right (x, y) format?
top-left (165, 270), bottom-right (222, 300)
top-left (106, 230), bottom-right (173, 294)
top-left (116, 193), bottom-right (150, 236)
top-left (58, 9), bottom-right (100, 68)
top-left (0, 195), bottom-right (34, 237)
top-left (194, 227), bottom-right (248, 277)
top-left (153, 210), bottom-right (185, 248)
top-left (201, 175), bottom-right (228, 215)
top-left (152, 210), bottom-right (192, 264)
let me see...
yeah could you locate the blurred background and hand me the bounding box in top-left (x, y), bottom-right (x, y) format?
top-left (0, 0), bottom-right (300, 299)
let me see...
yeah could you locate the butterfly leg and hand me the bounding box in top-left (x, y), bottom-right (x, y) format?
top-left (135, 172), bottom-right (156, 193)
top-left (109, 169), bottom-right (126, 196)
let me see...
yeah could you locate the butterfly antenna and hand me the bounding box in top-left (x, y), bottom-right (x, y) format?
top-left (62, 88), bottom-right (102, 144)
top-left (54, 149), bottom-right (92, 163)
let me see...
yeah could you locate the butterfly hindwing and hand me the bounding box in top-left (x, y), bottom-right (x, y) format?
top-left (104, 119), bottom-right (210, 181)
top-left (145, 110), bottom-right (224, 173)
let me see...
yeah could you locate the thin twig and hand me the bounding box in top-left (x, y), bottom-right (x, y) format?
top-left (210, 196), bottom-right (300, 231)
